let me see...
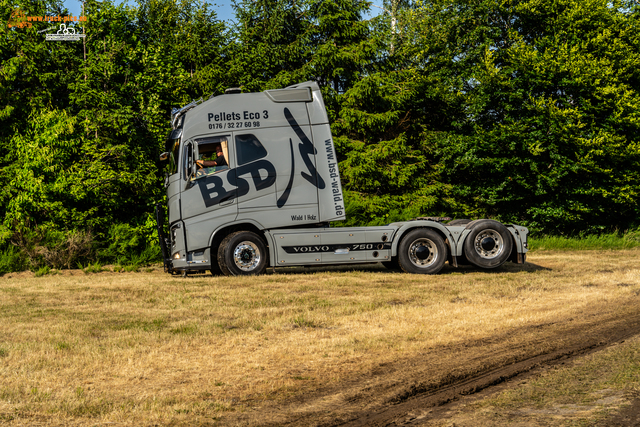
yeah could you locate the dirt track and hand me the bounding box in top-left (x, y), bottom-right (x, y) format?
top-left (223, 270), bottom-right (640, 426)
top-left (340, 303), bottom-right (640, 427)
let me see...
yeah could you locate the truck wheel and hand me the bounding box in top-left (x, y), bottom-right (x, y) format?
top-left (447, 219), bottom-right (471, 226)
top-left (397, 229), bottom-right (447, 274)
top-left (463, 220), bottom-right (513, 269)
top-left (217, 231), bottom-right (268, 276)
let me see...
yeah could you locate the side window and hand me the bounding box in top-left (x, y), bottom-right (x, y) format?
top-left (236, 134), bottom-right (267, 166)
top-left (167, 116), bottom-right (185, 176)
top-left (182, 142), bottom-right (193, 181)
top-left (195, 136), bottom-right (230, 178)
top-left (168, 139), bottom-right (180, 175)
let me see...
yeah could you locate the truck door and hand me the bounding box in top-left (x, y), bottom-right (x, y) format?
top-left (180, 136), bottom-right (237, 250)
top-left (233, 120), bottom-right (321, 228)
top-left (233, 132), bottom-right (277, 215)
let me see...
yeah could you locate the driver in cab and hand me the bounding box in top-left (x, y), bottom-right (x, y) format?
top-left (196, 143), bottom-right (227, 169)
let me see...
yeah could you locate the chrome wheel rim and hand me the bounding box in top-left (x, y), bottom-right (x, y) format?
top-left (233, 241), bottom-right (261, 271)
top-left (474, 229), bottom-right (504, 259)
top-left (408, 238), bottom-right (438, 268)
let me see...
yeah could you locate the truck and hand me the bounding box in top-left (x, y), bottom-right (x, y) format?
top-left (156, 82), bottom-right (529, 277)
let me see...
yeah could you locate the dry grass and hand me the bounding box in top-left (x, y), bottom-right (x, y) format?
top-left (1, 250), bottom-right (639, 425)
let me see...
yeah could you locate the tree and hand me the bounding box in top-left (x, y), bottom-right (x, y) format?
top-left (1, 0), bottom-right (231, 267)
top-left (411, 0), bottom-right (640, 233)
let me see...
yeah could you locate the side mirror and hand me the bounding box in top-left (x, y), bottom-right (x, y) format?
top-left (159, 152), bottom-right (170, 162)
top-left (170, 128), bottom-right (183, 140)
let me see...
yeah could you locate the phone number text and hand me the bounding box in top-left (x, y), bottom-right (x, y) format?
top-left (209, 121), bottom-right (261, 130)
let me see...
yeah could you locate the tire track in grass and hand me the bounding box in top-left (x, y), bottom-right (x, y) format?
top-left (337, 304), bottom-right (640, 427)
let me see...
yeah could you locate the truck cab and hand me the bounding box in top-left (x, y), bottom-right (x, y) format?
top-left (157, 82), bottom-right (529, 276)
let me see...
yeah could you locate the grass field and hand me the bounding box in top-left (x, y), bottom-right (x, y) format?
top-left (1, 250), bottom-right (639, 426)
top-left (529, 231), bottom-right (640, 251)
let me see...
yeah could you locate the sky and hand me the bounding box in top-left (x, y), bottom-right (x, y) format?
top-left (62, 0), bottom-right (381, 24)
top-left (62, 0), bottom-right (236, 21)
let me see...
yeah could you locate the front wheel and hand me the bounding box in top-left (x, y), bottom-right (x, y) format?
top-left (218, 231), bottom-right (268, 276)
top-left (463, 220), bottom-right (513, 269)
top-left (397, 229), bottom-right (447, 274)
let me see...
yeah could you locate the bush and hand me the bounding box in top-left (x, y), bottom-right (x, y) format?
top-left (34, 266), bottom-right (51, 277)
top-left (4, 226), bottom-right (93, 270)
top-left (39, 229), bottom-right (93, 269)
top-left (0, 221), bottom-right (160, 272)
top-left (0, 245), bottom-right (28, 274)
top-left (81, 262), bottom-right (103, 274)
top-left (98, 223), bottom-right (161, 266)
top-left (623, 228), bottom-right (640, 243)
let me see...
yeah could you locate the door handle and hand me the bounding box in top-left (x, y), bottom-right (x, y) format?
top-left (220, 194), bottom-right (235, 205)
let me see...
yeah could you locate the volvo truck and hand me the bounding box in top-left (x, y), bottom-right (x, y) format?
top-left (157, 82), bottom-right (529, 276)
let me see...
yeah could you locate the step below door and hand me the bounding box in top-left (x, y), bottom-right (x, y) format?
top-left (273, 231), bottom-right (323, 266)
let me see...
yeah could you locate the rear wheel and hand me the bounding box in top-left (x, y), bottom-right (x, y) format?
top-left (397, 229), bottom-right (447, 274)
top-left (463, 220), bottom-right (513, 269)
top-left (217, 231), bottom-right (268, 276)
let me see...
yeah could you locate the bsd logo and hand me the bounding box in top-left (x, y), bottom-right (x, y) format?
top-left (198, 108), bottom-right (325, 208)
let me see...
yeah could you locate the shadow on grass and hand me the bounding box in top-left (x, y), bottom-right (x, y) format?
top-left (266, 260), bottom-right (551, 276)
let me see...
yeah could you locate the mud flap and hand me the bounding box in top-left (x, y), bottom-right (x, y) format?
top-left (449, 255), bottom-right (459, 267)
top-left (509, 247), bottom-right (526, 264)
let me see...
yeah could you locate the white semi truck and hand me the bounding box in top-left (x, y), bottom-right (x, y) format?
top-left (157, 82), bottom-right (528, 276)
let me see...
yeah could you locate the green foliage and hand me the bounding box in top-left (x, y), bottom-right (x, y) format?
top-left (332, 69), bottom-right (463, 226)
top-left (333, 0), bottom-right (640, 234)
top-left (82, 262), bottom-right (103, 274)
top-left (4, 224), bottom-right (93, 270)
top-left (411, 0), bottom-right (640, 233)
top-left (97, 223), bottom-right (160, 265)
top-left (530, 229), bottom-right (640, 251)
top-left (229, 0), bottom-right (375, 115)
top-left (1, 0), bottom-right (222, 270)
top-left (34, 266), bottom-right (51, 277)
top-left (0, 245), bottom-right (28, 274)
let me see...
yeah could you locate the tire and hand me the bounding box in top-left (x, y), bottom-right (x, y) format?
top-left (462, 220), bottom-right (513, 269)
top-left (447, 219), bottom-right (471, 226)
top-left (397, 229), bottom-right (447, 275)
top-left (217, 231), bottom-right (268, 276)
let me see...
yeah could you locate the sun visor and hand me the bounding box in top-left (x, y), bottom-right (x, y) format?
top-left (265, 88), bottom-right (312, 103)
